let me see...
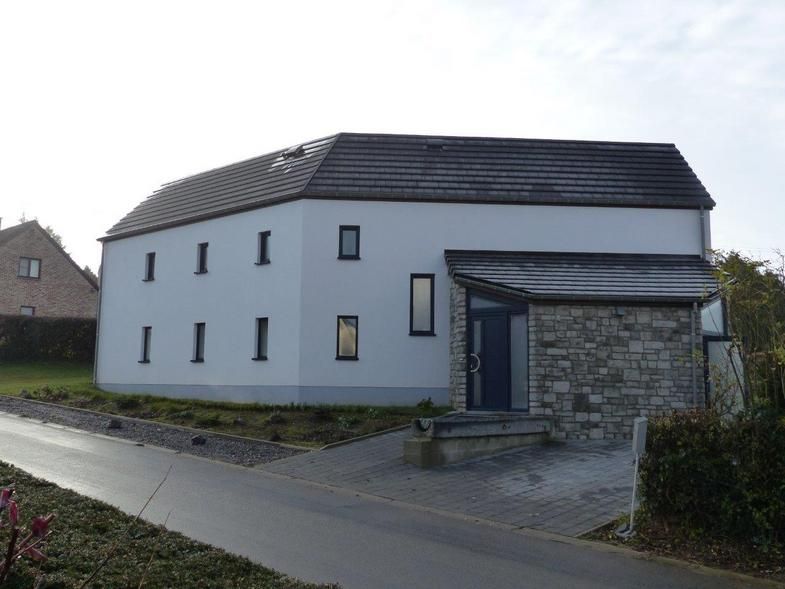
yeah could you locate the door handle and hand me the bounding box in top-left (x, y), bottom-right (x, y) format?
top-left (468, 353), bottom-right (481, 373)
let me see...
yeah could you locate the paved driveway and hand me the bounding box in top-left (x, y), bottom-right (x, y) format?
top-left (0, 412), bottom-right (764, 589)
top-left (263, 430), bottom-right (634, 536)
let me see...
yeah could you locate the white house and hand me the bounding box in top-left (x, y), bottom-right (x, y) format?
top-left (95, 133), bottom-right (719, 439)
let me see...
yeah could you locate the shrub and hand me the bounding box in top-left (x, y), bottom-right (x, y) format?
top-left (0, 315), bottom-right (96, 362)
top-left (640, 408), bottom-right (785, 544)
top-left (194, 413), bottom-right (223, 428)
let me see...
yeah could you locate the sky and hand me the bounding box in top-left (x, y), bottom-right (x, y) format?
top-left (1, 0), bottom-right (783, 271)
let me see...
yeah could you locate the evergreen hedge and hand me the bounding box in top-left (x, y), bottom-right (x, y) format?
top-left (0, 315), bottom-right (96, 362)
top-left (640, 409), bottom-right (785, 544)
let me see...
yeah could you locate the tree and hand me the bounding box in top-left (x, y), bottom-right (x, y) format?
top-left (715, 250), bottom-right (785, 413)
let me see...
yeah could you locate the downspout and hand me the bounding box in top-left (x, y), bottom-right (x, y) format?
top-left (92, 243), bottom-right (106, 386)
top-left (691, 301), bottom-right (698, 407)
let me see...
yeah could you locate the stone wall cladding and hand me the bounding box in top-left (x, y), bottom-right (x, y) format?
top-left (448, 281), bottom-right (467, 410)
top-left (0, 224), bottom-right (98, 318)
top-left (529, 303), bottom-right (702, 440)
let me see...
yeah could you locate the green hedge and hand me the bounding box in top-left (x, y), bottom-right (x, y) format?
top-left (640, 409), bottom-right (785, 543)
top-left (0, 315), bottom-right (96, 362)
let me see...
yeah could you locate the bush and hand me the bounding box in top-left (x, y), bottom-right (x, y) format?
top-left (640, 408), bottom-right (785, 544)
top-left (0, 315), bottom-right (96, 362)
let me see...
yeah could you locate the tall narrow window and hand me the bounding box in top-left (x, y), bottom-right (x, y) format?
top-left (18, 257), bottom-right (41, 278)
top-left (253, 317), bottom-right (268, 360)
top-left (338, 226), bottom-right (360, 260)
top-left (20, 306), bottom-right (35, 316)
top-left (409, 274), bottom-right (435, 335)
top-left (192, 322), bottom-right (206, 362)
top-left (144, 252), bottom-right (156, 281)
top-left (140, 326), bottom-right (152, 363)
top-left (336, 315), bottom-right (358, 360)
top-left (256, 231), bottom-right (271, 265)
top-left (195, 242), bottom-right (208, 274)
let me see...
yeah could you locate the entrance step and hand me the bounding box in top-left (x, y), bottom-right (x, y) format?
top-left (403, 412), bottom-right (553, 467)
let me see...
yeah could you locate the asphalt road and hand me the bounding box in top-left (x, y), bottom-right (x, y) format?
top-left (0, 413), bottom-right (766, 589)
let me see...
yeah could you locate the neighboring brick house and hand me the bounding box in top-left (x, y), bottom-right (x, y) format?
top-left (0, 220), bottom-right (98, 318)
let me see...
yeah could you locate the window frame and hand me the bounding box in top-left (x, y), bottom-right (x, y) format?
top-left (335, 315), bottom-right (359, 360)
top-left (253, 317), bottom-right (269, 361)
top-left (143, 252), bottom-right (156, 282)
top-left (338, 226), bottom-right (361, 260)
top-left (191, 322), bottom-right (206, 362)
top-left (20, 306), bottom-right (35, 316)
top-left (256, 231), bottom-right (271, 265)
top-left (195, 242), bottom-right (209, 274)
top-left (409, 273), bottom-right (436, 336)
top-left (18, 257), bottom-right (41, 279)
top-left (139, 326), bottom-right (152, 363)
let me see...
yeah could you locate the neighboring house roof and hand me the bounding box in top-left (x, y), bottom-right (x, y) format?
top-left (103, 132), bottom-right (714, 240)
top-left (445, 250), bottom-right (719, 303)
top-left (0, 221), bottom-right (99, 290)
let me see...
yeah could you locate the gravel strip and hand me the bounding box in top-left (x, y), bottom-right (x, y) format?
top-left (0, 396), bottom-right (307, 466)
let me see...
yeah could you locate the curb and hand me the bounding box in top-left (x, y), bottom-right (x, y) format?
top-left (320, 424), bottom-right (409, 450)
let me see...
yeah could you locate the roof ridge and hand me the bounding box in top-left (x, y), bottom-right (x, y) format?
top-left (301, 133), bottom-right (342, 193)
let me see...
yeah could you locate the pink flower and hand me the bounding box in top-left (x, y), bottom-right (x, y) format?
top-left (0, 488), bottom-right (11, 511)
top-left (31, 515), bottom-right (54, 538)
top-left (8, 501), bottom-right (18, 526)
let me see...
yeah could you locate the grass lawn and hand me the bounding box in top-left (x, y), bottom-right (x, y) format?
top-left (0, 461), bottom-right (335, 588)
top-left (0, 362), bottom-right (449, 447)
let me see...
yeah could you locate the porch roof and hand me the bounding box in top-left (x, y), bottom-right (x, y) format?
top-left (445, 250), bottom-right (719, 303)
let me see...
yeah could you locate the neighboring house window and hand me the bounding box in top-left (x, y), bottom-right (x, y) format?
top-left (195, 242), bottom-right (208, 274)
top-left (338, 226), bottom-right (360, 260)
top-left (18, 257), bottom-right (41, 278)
top-left (336, 315), bottom-right (358, 360)
top-left (144, 252), bottom-right (156, 281)
top-left (192, 322), bottom-right (206, 362)
top-left (253, 317), bottom-right (268, 360)
top-left (20, 306), bottom-right (35, 316)
top-left (139, 326), bottom-right (152, 363)
top-left (257, 231), bottom-right (271, 265)
top-left (409, 274), bottom-right (435, 335)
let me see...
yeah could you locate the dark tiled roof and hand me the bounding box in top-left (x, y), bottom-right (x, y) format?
top-left (104, 132), bottom-right (714, 240)
top-left (445, 250), bottom-right (718, 303)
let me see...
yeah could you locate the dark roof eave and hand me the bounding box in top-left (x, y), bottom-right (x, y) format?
top-left (452, 275), bottom-right (717, 305)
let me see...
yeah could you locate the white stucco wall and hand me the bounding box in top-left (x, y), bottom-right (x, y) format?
top-left (96, 200), bottom-right (305, 401)
top-left (96, 199), bottom-right (706, 404)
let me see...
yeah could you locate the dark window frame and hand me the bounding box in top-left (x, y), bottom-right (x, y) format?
top-left (143, 252), bottom-right (156, 281)
top-left (139, 326), bottom-right (152, 363)
top-left (252, 317), bottom-right (269, 361)
top-left (335, 315), bottom-right (359, 360)
top-left (20, 306), bottom-right (35, 316)
top-left (338, 226), bottom-right (361, 260)
top-left (409, 273), bottom-right (436, 336)
top-left (18, 257), bottom-right (42, 279)
top-left (191, 322), bottom-right (206, 362)
top-left (256, 231), bottom-right (271, 265)
top-left (195, 242), bottom-right (209, 274)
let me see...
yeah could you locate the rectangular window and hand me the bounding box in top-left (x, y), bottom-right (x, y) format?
top-left (409, 274), bottom-right (435, 335)
top-left (338, 226), bottom-right (360, 260)
top-left (336, 315), bottom-right (358, 360)
top-left (20, 306), bottom-right (35, 316)
top-left (18, 257), bottom-right (41, 278)
top-left (256, 231), bottom-right (271, 265)
top-left (253, 317), bottom-right (268, 360)
top-left (195, 242), bottom-right (208, 274)
top-left (144, 252), bottom-right (156, 281)
top-left (192, 322), bottom-right (206, 362)
top-left (140, 326), bottom-right (152, 363)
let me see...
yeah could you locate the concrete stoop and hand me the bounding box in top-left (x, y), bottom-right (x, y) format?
top-left (403, 412), bottom-right (553, 467)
